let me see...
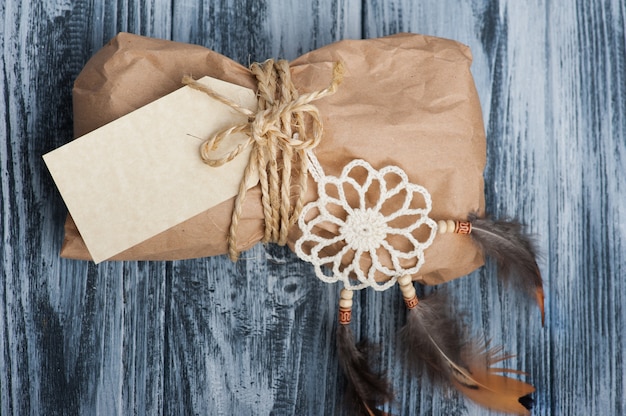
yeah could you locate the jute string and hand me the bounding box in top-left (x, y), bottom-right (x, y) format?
top-left (183, 59), bottom-right (344, 261)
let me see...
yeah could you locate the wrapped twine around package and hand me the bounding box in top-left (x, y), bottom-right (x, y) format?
top-left (62, 32), bottom-right (486, 286)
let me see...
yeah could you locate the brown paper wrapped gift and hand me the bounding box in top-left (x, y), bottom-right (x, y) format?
top-left (61, 32), bottom-right (486, 286)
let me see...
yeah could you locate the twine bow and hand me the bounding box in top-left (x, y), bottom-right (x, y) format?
top-left (183, 59), bottom-right (344, 261)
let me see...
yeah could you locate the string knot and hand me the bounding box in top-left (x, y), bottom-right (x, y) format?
top-left (183, 59), bottom-right (344, 260)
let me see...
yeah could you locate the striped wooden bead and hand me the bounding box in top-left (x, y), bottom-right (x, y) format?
top-left (454, 221), bottom-right (472, 234)
top-left (404, 295), bottom-right (419, 310)
top-left (338, 308), bottom-right (352, 325)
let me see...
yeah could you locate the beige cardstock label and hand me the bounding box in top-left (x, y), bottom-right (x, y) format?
top-left (44, 77), bottom-right (258, 263)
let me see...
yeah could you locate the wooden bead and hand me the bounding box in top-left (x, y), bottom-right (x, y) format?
top-left (437, 220), bottom-right (447, 234)
top-left (338, 308), bottom-right (351, 325)
top-left (340, 289), bottom-right (354, 300)
top-left (400, 284), bottom-right (414, 295)
top-left (455, 221), bottom-right (472, 234)
top-left (401, 286), bottom-right (416, 300)
top-left (398, 274), bottom-right (413, 286)
top-left (446, 220), bottom-right (456, 233)
top-left (339, 298), bottom-right (353, 309)
top-left (404, 295), bottom-right (419, 309)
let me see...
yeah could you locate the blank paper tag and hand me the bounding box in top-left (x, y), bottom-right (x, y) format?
top-left (44, 77), bottom-right (258, 263)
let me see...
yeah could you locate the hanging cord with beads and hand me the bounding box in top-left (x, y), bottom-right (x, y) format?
top-left (182, 59), bottom-right (344, 260)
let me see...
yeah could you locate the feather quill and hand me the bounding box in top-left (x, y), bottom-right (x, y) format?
top-left (468, 213), bottom-right (545, 324)
top-left (336, 325), bottom-right (393, 415)
top-left (399, 292), bottom-right (535, 415)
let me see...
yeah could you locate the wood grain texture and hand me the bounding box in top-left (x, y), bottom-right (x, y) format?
top-left (1, 0), bottom-right (624, 415)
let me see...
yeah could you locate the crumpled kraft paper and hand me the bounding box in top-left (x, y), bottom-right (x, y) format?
top-left (61, 32), bottom-right (486, 285)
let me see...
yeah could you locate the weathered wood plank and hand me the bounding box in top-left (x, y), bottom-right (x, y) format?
top-left (545, 1), bottom-right (626, 414)
top-left (1, 0), bottom-right (625, 415)
top-left (1, 1), bottom-right (171, 415)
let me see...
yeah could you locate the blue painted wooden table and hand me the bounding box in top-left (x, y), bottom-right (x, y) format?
top-left (1, 1), bottom-right (624, 415)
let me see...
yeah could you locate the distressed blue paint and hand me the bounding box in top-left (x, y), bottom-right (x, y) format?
top-left (1, 1), bottom-right (624, 415)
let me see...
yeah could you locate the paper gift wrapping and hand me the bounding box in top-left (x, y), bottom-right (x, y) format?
top-left (58, 32), bottom-right (486, 286)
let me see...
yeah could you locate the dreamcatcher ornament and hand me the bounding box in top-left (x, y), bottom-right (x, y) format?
top-left (49, 33), bottom-right (545, 415)
top-left (294, 153), bottom-right (438, 292)
top-left (292, 150), bottom-right (542, 415)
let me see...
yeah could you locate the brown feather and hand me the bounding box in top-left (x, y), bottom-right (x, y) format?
top-left (446, 342), bottom-right (535, 415)
top-left (336, 325), bottom-right (394, 415)
top-left (468, 213), bottom-right (545, 324)
top-left (400, 292), bottom-right (535, 415)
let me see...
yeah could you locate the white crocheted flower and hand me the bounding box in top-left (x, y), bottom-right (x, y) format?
top-left (294, 158), bottom-right (437, 291)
